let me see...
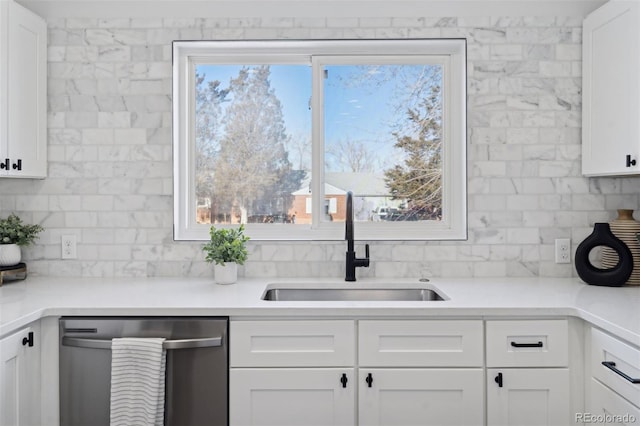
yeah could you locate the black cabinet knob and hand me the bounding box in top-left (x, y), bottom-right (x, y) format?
top-left (495, 372), bottom-right (503, 388)
top-left (22, 331), bottom-right (34, 347)
top-left (626, 155), bottom-right (637, 167)
top-left (340, 373), bottom-right (348, 388)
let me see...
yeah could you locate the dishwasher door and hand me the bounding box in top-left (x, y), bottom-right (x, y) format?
top-left (59, 317), bottom-right (228, 426)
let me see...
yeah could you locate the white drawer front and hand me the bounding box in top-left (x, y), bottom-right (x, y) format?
top-left (230, 320), bottom-right (355, 367)
top-left (589, 378), bottom-right (640, 423)
top-left (486, 319), bottom-right (569, 367)
top-left (591, 327), bottom-right (640, 408)
top-left (358, 320), bottom-right (483, 367)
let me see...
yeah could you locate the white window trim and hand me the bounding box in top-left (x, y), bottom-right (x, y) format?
top-left (173, 39), bottom-right (467, 241)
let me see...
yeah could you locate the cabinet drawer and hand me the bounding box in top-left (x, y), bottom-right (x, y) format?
top-left (591, 327), bottom-right (640, 407)
top-left (486, 320), bottom-right (568, 367)
top-left (230, 320), bottom-right (355, 367)
top-left (589, 378), bottom-right (640, 421)
top-left (358, 320), bottom-right (483, 367)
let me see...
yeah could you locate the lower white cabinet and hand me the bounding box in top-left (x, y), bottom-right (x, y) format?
top-left (359, 368), bottom-right (484, 426)
top-left (230, 319), bottom-right (485, 426)
top-left (486, 368), bottom-right (570, 426)
top-left (587, 327), bottom-right (640, 425)
top-left (0, 322), bottom-right (41, 426)
top-left (485, 319), bottom-right (571, 426)
top-left (230, 368), bottom-right (355, 426)
top-left (589, 378), bottom-right (640, 425)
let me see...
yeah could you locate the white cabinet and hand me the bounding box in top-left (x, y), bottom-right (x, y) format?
top-left (582, 1), bottom-right (640, 176)
top-left (486, 320), bottom-right (570, 426)
top-left (231, 368), bottom-right (355, 426)
top-left (359, 368), bottom-right (484, 426)
top-left (230, 320), bottom-right (355, 426)
top-left (0, 0), bottom-right (47, 178)
top-left (358, 320), bottom-right (484, 426)
top-left (230, 319), bottom-right (484, 426)
top-left (587, 327), bottom-right (640, 423)
top-left (0, 322), bottom-right (41, 426)
top-left (486, 368), bottom-right (570, 426)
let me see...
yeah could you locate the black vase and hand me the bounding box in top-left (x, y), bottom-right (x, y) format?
top-left (574, 223), bottom-right (633, 287)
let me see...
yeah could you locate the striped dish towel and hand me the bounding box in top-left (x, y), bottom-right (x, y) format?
top-left (110, 338), bottom-right (167, 426)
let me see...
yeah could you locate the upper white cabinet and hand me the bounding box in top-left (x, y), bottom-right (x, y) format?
top-left (582, 1), bottom-right (640, 176)
top-left (0, 0), bottom-right (47, 179)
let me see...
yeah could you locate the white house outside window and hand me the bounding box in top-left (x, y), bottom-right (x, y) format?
top-left (173, 39), bottom-right (467, 241)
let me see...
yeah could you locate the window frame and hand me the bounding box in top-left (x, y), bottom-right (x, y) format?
top-left (173, 39), bottom-right (467, 241)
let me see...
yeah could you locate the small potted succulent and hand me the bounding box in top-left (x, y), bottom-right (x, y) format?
top-left (0, 214), bottom-right (44, 267)
top-left (202, 224), bottom-right (250, 284)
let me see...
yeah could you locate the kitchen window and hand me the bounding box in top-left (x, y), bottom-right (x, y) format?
top-left (173, 39), bottom-right (466, 240)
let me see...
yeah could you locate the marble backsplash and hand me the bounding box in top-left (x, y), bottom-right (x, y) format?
top-left (1, 14), bottom-right (639, 278)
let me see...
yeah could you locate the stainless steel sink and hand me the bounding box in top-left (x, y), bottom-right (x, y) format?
top-left (261, 287), bottom-right (446, 301)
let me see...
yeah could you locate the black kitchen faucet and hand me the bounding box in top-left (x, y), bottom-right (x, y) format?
top-left (345, 191), bottom-right (370, 281)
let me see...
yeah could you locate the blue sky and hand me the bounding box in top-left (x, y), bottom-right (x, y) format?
top-left (196, 63), bottom-right (439, 173)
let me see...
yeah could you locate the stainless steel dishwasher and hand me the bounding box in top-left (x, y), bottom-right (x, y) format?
top-left (59, 316), bottom-right (228, 426)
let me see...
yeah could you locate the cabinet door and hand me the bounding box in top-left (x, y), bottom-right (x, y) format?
top-left (589, 378), bottom-right (640, 425)
top-left (230, 368), bottom-right (355, 426)
top-left (487, 368), bottom-right (569, 426)
top-left (1, 0), bottom-right (47, 178)
top-left (359, 368), bottom-right (484, 426)
top-left (0, 323), bottom-right (41, 426)
top-left (582, 1), bottom-right (640, 176)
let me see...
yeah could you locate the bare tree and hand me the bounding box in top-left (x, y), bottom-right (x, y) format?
top-left (194, 73), bottom-right (229, 222)
top-left (326, 137), bottom-right (376, 172)
top-left (214, 66), bottom-right (299, 222)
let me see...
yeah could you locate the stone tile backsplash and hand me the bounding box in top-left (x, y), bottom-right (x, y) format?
top-left (1, 15), bottom-right (639, 278)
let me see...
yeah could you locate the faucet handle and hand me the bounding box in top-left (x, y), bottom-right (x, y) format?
top-left (365, 244), bottom-right (370, 259)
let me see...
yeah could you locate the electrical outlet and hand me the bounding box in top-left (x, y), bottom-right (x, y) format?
top-left (61, 235), bottom-right (77, 259)
top-left (555, 238), bottom-right (571, 264)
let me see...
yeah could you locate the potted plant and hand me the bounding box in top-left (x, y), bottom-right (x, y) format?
top-left (203, 224), bottom-right (250, 284)
top-left (0, 214), bottom-right (44, 267)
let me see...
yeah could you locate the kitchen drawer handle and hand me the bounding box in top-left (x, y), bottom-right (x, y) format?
top-left (62, 336), bottom-right (222, 350)
top-left (602, 361), bottom-right (640, 384)
top-left (510, 341), bottom-right (543, 348)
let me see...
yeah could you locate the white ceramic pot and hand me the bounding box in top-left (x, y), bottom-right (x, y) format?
top-left (214, 262), bottom-right (238, 285)
top-left (0, 244), bottom-right (21, 267)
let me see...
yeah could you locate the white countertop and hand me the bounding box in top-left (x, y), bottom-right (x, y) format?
top-left (1, 276), bottom-right (639, 346)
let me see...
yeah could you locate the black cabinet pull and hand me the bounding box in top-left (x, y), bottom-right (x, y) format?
top-left (22, 331), bottom-right (34, 347)
top-left (12, 159), bottom-right (22, 171)
top-left (0, 159), bottom-right (8, 170)
top-left (510, 341), bottom-right (543, 348)
top-left (602, 361), bottom-right (640, 384)
top-left (365, 373), bottom-right (373, 388)
top-left (495, 372), bottom-right (503, 388)
top-left (340, 373), bottom-right (348, 388)
top-left (626, 155), bottom-right (637, 167)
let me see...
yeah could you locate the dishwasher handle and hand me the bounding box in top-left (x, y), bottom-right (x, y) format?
top-left (62, 336), bottom-right (223, 350)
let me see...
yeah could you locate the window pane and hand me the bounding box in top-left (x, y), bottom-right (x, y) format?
top-left (194, 64), bottom-right (311, 225)
top-left (323, 64), bottom-right (443, 223)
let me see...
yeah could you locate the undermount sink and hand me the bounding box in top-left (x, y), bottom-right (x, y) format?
top-left (261, 286), bottom-right (447, 302)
